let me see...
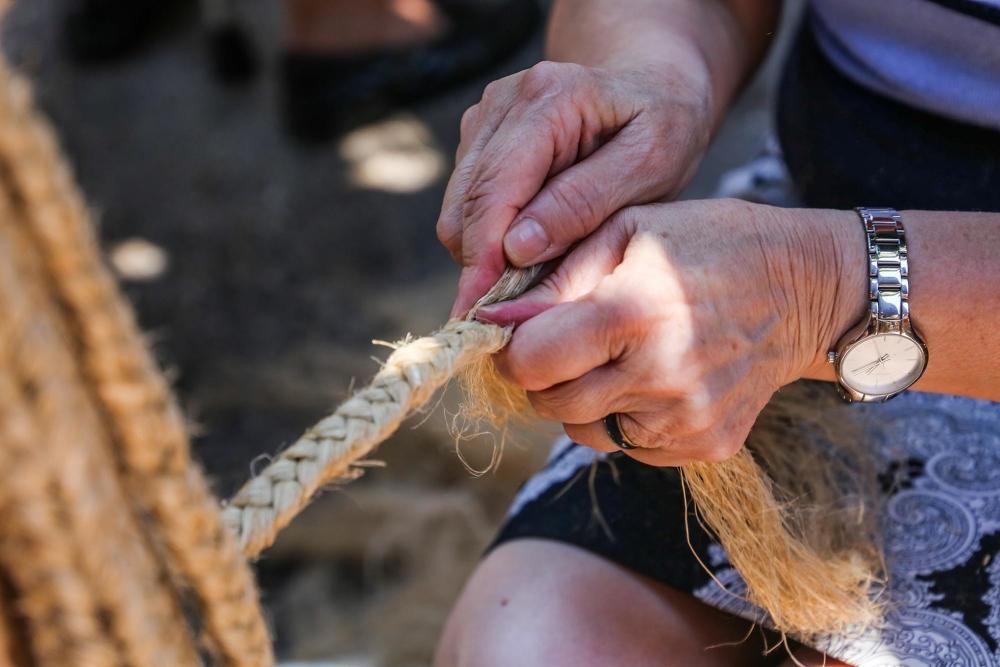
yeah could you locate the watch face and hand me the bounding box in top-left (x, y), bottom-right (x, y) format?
top-left (840, 334), bottom-right (926, 396)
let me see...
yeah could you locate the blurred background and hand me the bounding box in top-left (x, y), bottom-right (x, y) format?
top-left (2, 1), bottom-right (798, 664)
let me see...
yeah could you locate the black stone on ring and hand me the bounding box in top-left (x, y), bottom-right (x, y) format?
top-left (604, 413), bottom-right (638, 450)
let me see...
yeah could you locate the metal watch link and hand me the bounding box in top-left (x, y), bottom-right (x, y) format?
top-left (828, 207), bottom-right (928, 403)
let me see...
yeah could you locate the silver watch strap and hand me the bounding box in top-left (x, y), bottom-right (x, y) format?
top-left (856, 207), bottom-right (909, 331)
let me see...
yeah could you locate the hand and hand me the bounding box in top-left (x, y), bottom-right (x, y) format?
top-left (476, 199), bottom-right (865, 466)
top-left (437, 60), bottom-right (714, 317)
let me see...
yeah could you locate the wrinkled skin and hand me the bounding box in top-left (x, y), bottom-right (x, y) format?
top-left (477, 199), bottom-right (863, 466)
top-left (437, 60), bottom-right (713, 317)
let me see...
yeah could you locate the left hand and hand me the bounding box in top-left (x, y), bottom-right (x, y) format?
top-left (476, 199), bottom-right (865, 466)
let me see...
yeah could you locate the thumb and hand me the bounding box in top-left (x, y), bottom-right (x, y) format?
top-left (503, 124), bottom-right (663, 267)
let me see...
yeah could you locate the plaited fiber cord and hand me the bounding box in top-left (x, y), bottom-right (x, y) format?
top-left (0, 340), bottom-right (118, 667)
top-left (223, 320), bottom-right (512, 556)
top-left (0, 171), bottom-right (200, 666)
top-left (223, 267), bottom-right (537, 556)
top-left (0, 53), bottom-right (271, 664)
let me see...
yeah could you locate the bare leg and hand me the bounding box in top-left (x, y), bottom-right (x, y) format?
top-left (435, 539), bottom-right (773, 667)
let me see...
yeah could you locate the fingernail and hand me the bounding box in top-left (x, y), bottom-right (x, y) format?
top-left (474, 304), bottom-right (501, 324)
top-left (475, 303), bottom-right (521, 327)
top-left (504, 218), bottom-right (549, 266)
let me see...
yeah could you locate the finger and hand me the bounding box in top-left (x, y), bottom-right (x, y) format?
top-left (565, 416), bottom-right (693, 467)
top-left (527, 365), bottom-right (637, 425)
top-left (446, 64), bottom-right (628, 318)
top-left (476, 209), bottom-right (635, 326)
top-left (669, 423), bottom-right (748, 464)
top-left (562, 422), bottom-right (618, 455)
top-left (493, 295), bottom-right (622, 392)
top-left (437, 74), bottom-right (523, 265)
top-left (503, 123), bottom-right (666, 267)
top-left (446, 110), bottom-right (580, 317)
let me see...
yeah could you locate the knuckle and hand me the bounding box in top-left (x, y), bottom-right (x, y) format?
top-left (660, 94), bottom-right (709, 147)
top-left (529, 387), bottom-right (584, 422)
top-left (461, 164), bottom-right (502, 224)
top-left (435, 216), bottom-right (450, 244)
top-left (519, 61), bottom-right (572, 98)
top-left (459, 104), bottom-right (480, 136)
top-left (436, 216), bottom-right (461, 253)
top-left (526, 391), bottom-right (553, 419)
top-left (480, 79), bottom-right (507, 106)
top-left (618, 119), bottom-right (668, 171)
top-left (594, 289), bottom-right (651, 341)
top-left (461, 185), bottom-right (493, 226)
top-left (626, 418), bottom-right (659, 449)
top-left (681, 386), bottom-right (718, 433)
top-left (579, 297), bottom-right (629, 358)
top-left (543, 174), bottom-right (604, 238)
top-left (700, 435), bottom-right (742, 463)
top-left (502, 349), bottom-right (547, 392)
top-left (605, 206), bottom-right (643, 237)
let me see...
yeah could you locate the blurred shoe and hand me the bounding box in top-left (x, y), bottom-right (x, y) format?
top-left (281, 0), bottom-right (542, 144)
top-left (62, 0), bottom-right (196, 64)
top-left (207, 22), bottom-right (260, 85)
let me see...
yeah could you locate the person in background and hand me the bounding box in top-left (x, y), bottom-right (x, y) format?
top-left (61, 0), bottom-right (541, 141)
top-left (433, 1), bottom-right (1000, 665)
top-left (281, 0), bottom-right (539, 141)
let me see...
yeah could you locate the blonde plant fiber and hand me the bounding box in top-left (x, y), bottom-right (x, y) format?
top-left (458, 306), bottom-right (885, 641)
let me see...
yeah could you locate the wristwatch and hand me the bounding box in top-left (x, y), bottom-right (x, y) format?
top-left (828, 207), bottom-right (928, 403)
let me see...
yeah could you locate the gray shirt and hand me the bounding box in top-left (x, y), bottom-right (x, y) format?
top-left (810, 0), bottom-right (1000, 130)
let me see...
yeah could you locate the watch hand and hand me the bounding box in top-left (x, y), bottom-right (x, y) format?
top-left (851, 357), bottom-right (884, 374)
top-left (852, 354), bottom-right (890, 375)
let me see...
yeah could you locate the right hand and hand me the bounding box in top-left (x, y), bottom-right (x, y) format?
top-left (437, 60), bottom-right (714, 317)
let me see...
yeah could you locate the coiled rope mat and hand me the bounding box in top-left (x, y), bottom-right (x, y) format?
top-left (0, 33), bottom-right (883, 667)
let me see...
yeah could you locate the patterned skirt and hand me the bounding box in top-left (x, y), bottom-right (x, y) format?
top-left (492, 388), bottom-right (1000, 666)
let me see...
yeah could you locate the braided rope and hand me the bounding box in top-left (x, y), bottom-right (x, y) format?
top-left (223, 321), bottom-right (511, 557)
top-left (0, 200), bottom-right (125, 667)
top-left (0, 355), bottom-right (118, 667)
top-left (0, 578), bottom-right (18, 667)
top-left (0, 174), bottom-right (200, 666)
top-left (0, 59), bottom-right (271, 664)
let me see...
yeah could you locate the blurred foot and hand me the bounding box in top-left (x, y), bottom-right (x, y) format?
top-left (285, 0), bottom-right (449, 54)
top-left (281, 0), bottom-right (542, 144)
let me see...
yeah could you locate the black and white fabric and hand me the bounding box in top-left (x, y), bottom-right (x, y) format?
top-left (493, 389), bottom-right (1000, 666)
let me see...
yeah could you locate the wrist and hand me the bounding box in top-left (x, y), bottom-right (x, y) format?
top-left (546, 7), bottom-right (724, 127)
top-left (750, 205), bottom-right (867, 383)
top-left (798, 208), bottom-right (869, 381)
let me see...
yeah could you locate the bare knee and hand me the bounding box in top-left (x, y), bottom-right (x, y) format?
top-left (435, 539), bottom-right (766, 667)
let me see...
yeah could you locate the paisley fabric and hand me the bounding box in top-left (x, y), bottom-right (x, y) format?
top-left (493, 390), bottom-right (1000, 666)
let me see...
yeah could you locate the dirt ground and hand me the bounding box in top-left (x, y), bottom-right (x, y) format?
top-left (3, 1), bottom-right (797, 663)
